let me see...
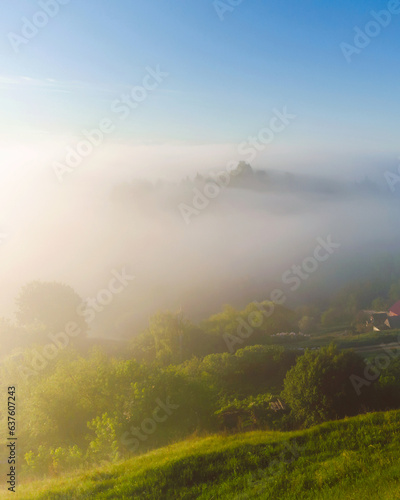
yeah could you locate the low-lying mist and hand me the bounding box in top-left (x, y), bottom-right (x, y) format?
top-left (1, 152), bottom-right (399, 339)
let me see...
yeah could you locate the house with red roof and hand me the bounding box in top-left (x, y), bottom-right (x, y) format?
top-left (365, 301), bottom-right (400, 331)
top-left (389, 300), bottom-right (400, 316)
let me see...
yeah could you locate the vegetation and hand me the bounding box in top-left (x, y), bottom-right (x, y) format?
top-left (282, 345), bottom-right (370, 427)
top-left (2, 275), bottom-right (400, 496)
top-left (3, 409), bottom-right (400, 499)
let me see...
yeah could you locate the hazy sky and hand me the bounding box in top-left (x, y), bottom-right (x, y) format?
top-left (1, 1), bottom-right (400, 329)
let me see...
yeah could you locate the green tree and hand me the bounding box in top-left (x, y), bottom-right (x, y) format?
top-left (282, 345), bottom-right (368, 427)
top-left (15, 281), bottom-right (87, 335)
top-left (298, 316), bottom-right (317, 334)
top-left (320, 307), bottom-right (350, 328)
top-left (87, 413), bottom-right (121, 463)
top-left (139, 311), bottom-right (210, 366)
top-left (371, 297), bottom-right (389, 311)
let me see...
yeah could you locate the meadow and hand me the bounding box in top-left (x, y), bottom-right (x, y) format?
top-left (4, 409), bottom-right (400, 499)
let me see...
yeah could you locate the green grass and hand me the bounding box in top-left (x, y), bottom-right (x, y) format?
top-left (275, 328), bottom-right (400, 353)
top-left (5, 409), bottom-right (400, 499)
top-left (337, 330), bottom-right (400, 349)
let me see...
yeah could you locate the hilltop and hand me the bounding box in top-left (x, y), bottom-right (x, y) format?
top-left (5, 409), bottom-right (400, 499)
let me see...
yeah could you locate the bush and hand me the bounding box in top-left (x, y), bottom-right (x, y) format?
top-left (282, 345), bottom-right (370, 427)
top-left (215, 394), bottom-right (284, 431)
top-left (24, 444), bottom-right (84, 477)
top-left (87, 413), bottom-right (121, 464)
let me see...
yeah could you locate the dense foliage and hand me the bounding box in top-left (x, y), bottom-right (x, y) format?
top-left (2, 276), bottom-right (400, 481)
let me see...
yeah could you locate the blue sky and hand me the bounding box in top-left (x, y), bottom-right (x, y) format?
top-left (0, 0), bottom-right (399, 167)
top-left (1, 0), bottom-right (400, 318)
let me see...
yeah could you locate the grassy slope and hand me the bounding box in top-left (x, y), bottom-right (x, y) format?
top-left (5, 410), bottom-right (400, 499)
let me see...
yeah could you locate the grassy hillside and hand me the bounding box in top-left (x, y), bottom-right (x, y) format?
top-left (4, 409), bottom-right (400, 499)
